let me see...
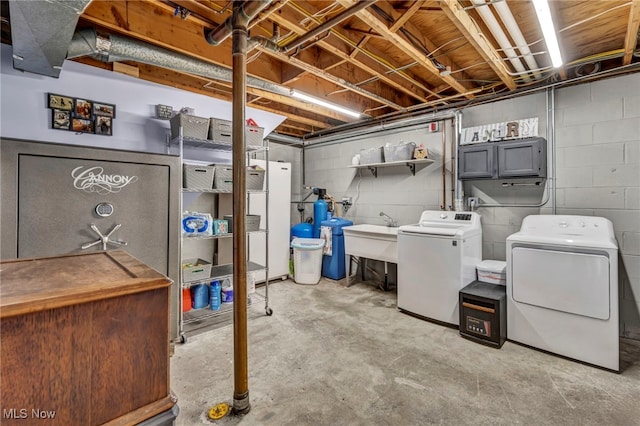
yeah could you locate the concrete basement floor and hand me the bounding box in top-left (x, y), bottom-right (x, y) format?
top-left (171, 279), bottom-right (640, 425)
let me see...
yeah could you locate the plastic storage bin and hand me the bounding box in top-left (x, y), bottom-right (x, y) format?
top-left (213, 164), bottom-right (233, 190)
top-left (183, 164), bottom-right (215, 189)
top-left (209, 118), bottom-right (232, 142)
top-left (246, 168), bottom-right (266, 190)
top-left (170, 113), bottom-right (210, 140)
top-left (291, 238), bottom-right (325, 285)
top-left (384, 142), bottom-right (416, 162)
top-left (181, 258), bottom-right (212, 282)
top-left (213, 166), bottom-right (265, 191)
top-left (246, 125), bottom-right (265, 146)
top-left (476, 260), bottom-right (507, 285)
top-left (320, 217), bottom-right (353, 280)
top-left (223, 214), bottom-right (261, 232)
top-left (359, 146), bottom-right (383, 164)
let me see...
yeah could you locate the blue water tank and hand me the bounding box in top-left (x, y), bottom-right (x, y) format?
top-left (291, 222), bottom-right (313, 240)
top-left (320, 217), bottom-right (353, 280)
top-left (313, 198), bottom-right (328, 238)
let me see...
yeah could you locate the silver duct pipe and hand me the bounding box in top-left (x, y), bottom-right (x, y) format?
top-left (204, 0), bottom-right (273, 46)
top-left (67, 28), bottom-right (291, 98)
top-left (9, 0), bottom-right (93, 78)
top-left (266, 132), bottom-right (303, 145)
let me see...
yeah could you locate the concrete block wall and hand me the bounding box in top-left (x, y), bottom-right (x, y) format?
top-left (461, 92), bottom-right (548, 259)
top-left (302, 72), bottom-right (639, 339)
top-left (303, 123), bottom-right (454, 227)
top-left (553, 73), bottom-right (640, 339)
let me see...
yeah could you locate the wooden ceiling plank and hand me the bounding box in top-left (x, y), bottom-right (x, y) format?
top-left (337, 0), bottom-right (473, 97)
top-left (439, 0), bottom-right (516, 90)
top-left (342, 27), bottom-right (384, 39)
top-left (623, 1), bottom-right (640, 65)
top-left (269, 11), bottom-right (430, 103)
top-left (389, 1), bottom-right (422, 33)
top-left (323, 59), bottom-right (348, 72)
top-left (370, 0), bottom-right (475, 93)
top-left (255, 44), bottom-right (406, 110)
top-left (350, 35), bottom-right (371, 59)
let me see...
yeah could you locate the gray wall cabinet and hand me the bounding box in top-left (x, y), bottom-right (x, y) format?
top-left (459, 137), bottom-right (547, 180)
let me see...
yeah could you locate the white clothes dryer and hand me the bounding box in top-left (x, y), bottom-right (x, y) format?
top-left (398, 211), bottom-right (482, 325)
top-left (506, 215), bottom-right (619, 371)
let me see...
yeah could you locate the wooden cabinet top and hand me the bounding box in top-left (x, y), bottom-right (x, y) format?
top-left (0, 250), bottom-right (171, 318)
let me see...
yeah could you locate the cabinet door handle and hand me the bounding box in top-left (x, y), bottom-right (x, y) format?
top-left (462, 302), bottom-right (495, 314)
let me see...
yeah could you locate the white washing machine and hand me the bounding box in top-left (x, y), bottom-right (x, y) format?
top-left (507, 215), bottom-right (619, 371)
top-left (398, 211), bottom-right (482, 325)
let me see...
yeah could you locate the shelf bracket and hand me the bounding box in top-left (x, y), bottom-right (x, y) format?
top-left (406, 162), bottom-right (416, 176)
top-left (367, 166), bottom-right (378, 178)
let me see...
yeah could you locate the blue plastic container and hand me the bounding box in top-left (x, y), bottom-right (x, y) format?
top-left (320, 217), bottom-right (353, 280)
top-left (313, 198), bottom-right (328, 238)
top-left (291, 222), bottom-right (313, 240)
top-left (209, 280), bottom-right (221, 311)
top-left (191, 284), bottom-right (209, 309)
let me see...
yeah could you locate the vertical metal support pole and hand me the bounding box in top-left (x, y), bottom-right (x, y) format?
top-left (232, 2), bottom-right (250, 415)
top-left (548, 87), bottom-right (557, 214)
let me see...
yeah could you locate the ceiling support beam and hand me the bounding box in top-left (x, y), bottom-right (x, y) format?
top-left (623, 1), bottom-right (640, 65)
top-left (337, 0), bottom-right (474, 97)
top-left (254, 42), bottom-right (406, 111)
top-left (268, 11), bottom-right (431, 103)
top-left (439, 0), bottom-right (516, 90)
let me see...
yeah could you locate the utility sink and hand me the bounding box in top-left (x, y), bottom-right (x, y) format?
top-left (342, 224), bottom-right (398, 264)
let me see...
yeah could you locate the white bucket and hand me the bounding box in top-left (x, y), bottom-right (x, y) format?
top-left (291, 238), bottom-right (325, 285)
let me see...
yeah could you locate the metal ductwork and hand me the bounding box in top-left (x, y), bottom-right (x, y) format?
top-left (67, 28), bottom-right (291, 98)
top-left (204, 0), bottom-right (272, 46)
top-left (8, 0), bottom-right (92, 78)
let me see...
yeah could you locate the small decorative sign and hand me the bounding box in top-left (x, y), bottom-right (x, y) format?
top-left (461, 117), bottom-right (538, 144)
top-left (47, 93), bottom-right (116, 136)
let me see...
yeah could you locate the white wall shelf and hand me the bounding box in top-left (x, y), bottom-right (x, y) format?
top-left (349, 158), bottom-right (434, 177)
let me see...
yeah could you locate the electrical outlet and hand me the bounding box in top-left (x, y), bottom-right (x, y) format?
top-left (468, 197), bottom-right (479, 209)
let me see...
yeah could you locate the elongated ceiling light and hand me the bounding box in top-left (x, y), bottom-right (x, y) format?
top-left (290, 90), bottom-right (362, 119)
top-left (532, 0), bottom-right (563, 68)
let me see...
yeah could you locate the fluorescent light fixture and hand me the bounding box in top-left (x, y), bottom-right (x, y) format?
top-left (290, 90), bottom-right (361, 119)
top-left (532, 0), bottom-right (563, 68)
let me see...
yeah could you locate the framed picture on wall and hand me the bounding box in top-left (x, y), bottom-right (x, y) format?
top-left (74, 98), bottom-right (92, 119)
top-left (52, 109), bottom-right (71, 130)
top-left (95, 116), bottom-right (112, 136)
top-left (48, 93), bottom-right (74, 111)
top-left (92, 102), bottom-right (116, 118)
top-left (72, 118), bottom-right (94, 133)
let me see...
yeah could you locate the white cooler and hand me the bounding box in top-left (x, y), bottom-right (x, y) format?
top-left (477, 260), bottom-right (506, 285)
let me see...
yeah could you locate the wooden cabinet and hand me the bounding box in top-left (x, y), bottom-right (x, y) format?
top-left (458, 137), bottom-right (547, 180)
top-left (0, 251), bottom-right (175, 425)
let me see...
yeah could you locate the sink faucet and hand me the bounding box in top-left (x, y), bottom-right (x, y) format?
top-left (379, 211), bottom-right (397, 227)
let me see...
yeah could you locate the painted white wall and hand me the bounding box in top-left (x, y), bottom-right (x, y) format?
top-left (0, 43), bottom-right (285, 163)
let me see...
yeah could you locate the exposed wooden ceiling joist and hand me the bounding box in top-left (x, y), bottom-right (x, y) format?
top-left (337, 0), bottom-right (475, 97)
top-left (440, 0), bottom-right (517, 91)
top-left (623, 1), bottom-right (640, 65)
